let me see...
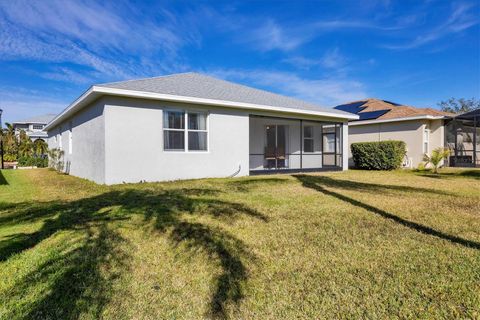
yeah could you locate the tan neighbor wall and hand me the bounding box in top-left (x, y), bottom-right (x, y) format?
top-left (348, 119), bottom-right (445, 168)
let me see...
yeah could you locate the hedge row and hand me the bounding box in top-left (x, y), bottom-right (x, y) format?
top-left (351, 140), bottom-right (406, 170)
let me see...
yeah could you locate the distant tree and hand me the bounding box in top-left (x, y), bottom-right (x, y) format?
top-left (438, 98), bottom-right (480, 114)
top-left (33, 139), bottom-right (48, 156)
top-left (2, 123), bottom-right (18, 159)
top-left (18, 130), bottom-right (34, 157)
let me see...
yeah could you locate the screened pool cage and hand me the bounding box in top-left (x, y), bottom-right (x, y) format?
top-left (249, 115), bottom-right (343, 173)
top-left (445, 109), bottom-right (480, 168)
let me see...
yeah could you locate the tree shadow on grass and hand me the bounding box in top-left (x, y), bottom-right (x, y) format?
top-left (415, 169), bottom-right (480, 180)
top-left (0, 187), bottom-right (267, 319)
top-left (227, 177), bottom-right (290, 192)
top-left (0, 170), bottom-right (7, 185)
top-left (295, 174), bottom-right (454, 196)
top-left (295, 175), bottom-right (480, 250)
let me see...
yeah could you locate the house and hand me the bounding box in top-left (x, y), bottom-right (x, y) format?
top-left (334, 98), bottom-right (453, 168)
top-left (45, 72), bottom-right (357, 184)
top-left (12, 114), bottom-right (56, 141)
top-left (444, 108), bottom-right (480, 168)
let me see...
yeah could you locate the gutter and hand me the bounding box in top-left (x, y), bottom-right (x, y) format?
top-left (349, 115), bottom-right (447, 126)
top-left (45, 86), bottom-right (358, 130)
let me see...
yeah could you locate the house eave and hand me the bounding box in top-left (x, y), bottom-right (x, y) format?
top-left (349, 115), bottom-right (447, 126)
top-left (45, 86), bottom-right (358, 130)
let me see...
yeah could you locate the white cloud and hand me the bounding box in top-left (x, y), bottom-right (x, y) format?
top-left (320, 48), bottom-right (347, 69)
top-left (0, 1), bottom-right (197, 83)
top-left (283, 48), bottom-right (348, 72)
top-left (209, 69), bottom-right (367, 107)
top-left (243, 15), bottom-right (411, 53)
top-left (246, 19), bottom-right (308, 52)
top-left (383, 2), bottom-right (478, 50)
top-left (0, 87), bottom-right (68, 123)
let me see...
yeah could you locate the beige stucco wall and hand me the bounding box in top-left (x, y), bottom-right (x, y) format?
top-left (348, 119), bottom-right (445, 168)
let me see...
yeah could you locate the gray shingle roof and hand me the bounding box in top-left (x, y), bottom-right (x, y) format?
top-left (97, 72), bottom-right (350, 116)
top-left (13, 113), bottom-right (57, 124)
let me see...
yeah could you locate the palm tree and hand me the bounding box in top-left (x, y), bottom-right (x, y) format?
top-left (423, 147), bottom-right (450, 173)
top-left (33, 139), bottom-right (48, 156)
top-left (18, 135), bottom-right (34, 158)
top-left (2, 123), bottom-right (18, 159)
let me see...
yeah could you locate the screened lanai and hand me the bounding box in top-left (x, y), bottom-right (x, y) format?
top-left (444, 108), bottom-right (480, 168)
top-left (249, 115), bottom-right (344, 173)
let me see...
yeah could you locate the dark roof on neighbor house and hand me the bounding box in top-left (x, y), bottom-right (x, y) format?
top-left (97, 72), bottom-right (350, 116)
top-left (13, 113), bottom-right (57, 124)
top-left (455, 108), bottom-right (480, 119)
top-left (334, 98), bottom-right (453, 121)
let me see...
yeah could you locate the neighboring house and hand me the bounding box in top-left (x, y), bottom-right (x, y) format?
top-left (334, 98), bottom-right (453, 168)
top-left (45, 72), bottom-right (357, 184)
top-left (12, 114), bottom-right (56, 141)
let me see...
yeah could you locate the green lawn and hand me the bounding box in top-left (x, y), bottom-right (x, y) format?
top-left (0, 168), bottom-right (479, 319)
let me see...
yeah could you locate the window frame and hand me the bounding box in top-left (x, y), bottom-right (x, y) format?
top-left (163, 108), bottom-right (209, 153)
top-left (163, 110), bottom-right (186, 151)
top-left (187, 111), bottom-right (209, 152)
top-left (423, 125), bottom-right (430, 154)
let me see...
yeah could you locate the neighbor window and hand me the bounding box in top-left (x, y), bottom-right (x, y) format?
top-left (423, 127), bottom-right (429, 154)
top-left (187, 112), bottom-right (207, 151)
top-left (303, 126), bottom-right (314, 153)
top-left (163, 110), bottom-right (208, 151)
top-left (163, 110), bottom-right (185, 150)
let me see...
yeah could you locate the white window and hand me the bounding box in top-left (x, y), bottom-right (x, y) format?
top-left (163, 110), bottom-right (185, 150)
top-left (187, 112), bottom-right (207, 151)
top-left (32, 124), bottom-right (44, 130)
top-left (163, 110), bottom-right (208, 152)
top-left (303, 126), bottom-right (314, 153)
top-left (68, 123), bottom-right (73, 154)
top-left (423, 126), bottom-right (429, 154)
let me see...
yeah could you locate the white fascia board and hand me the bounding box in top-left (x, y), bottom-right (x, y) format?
top-left (45, 86), bottom-right (358, 130)
top-left (95, 87), bottom-right (359, 120)
top-left (44, 87), bottom-right (96, 131)
top-left (349, 115), bottom-right (446, 126)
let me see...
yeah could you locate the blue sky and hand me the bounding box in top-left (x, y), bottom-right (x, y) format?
top-left (0, 0), bottom-right (479, 124)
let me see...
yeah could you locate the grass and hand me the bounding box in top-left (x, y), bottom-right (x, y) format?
top-left (0, 168), bottom-right (479, 319)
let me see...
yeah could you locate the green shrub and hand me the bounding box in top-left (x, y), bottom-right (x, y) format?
top-left (17, 156), bottom-right (48, 168)
top-left (351, 140), bottom-right (406, 170)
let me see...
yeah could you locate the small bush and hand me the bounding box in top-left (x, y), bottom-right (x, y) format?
top-left (47, 148), bottom-right (65, 171)
top-left (17, 156), bottom-right (48, 168)
top-left (351, 140), bottom-right (406, 170)
top-left (416, 162), bottom-right (428, 171)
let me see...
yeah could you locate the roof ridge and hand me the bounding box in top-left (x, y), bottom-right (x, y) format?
top-left (96, 72), bottom-right (197, 87)
top-left (193, 73), bottom-right (329, 108)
